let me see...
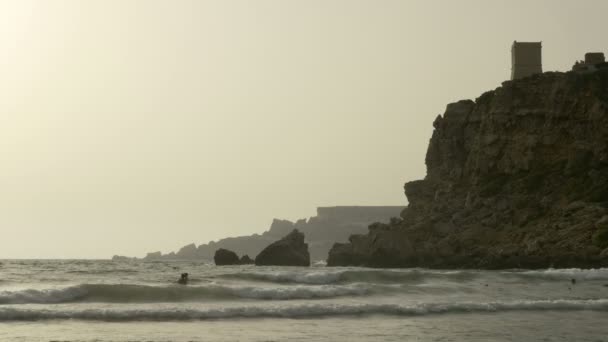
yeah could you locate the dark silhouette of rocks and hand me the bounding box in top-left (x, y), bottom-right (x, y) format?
top-left (255, 229), bottom-right (310, 266)
top-left (239, 255), bottom-right (254, 264)
top-left (328, 70), bottom-right (608, 269)
top-left (137, 206), bottom-right (403, 261)
top-left (214, 248), bottom-right (240, 265)
top-left (213, 249), bottom-right (255, 266)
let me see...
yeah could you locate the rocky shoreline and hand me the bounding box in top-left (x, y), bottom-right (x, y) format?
top-left (328, 71), bottom-right (608, 269)
top-left (213, 230), bottom-right (310, 267)
top-left (117, 206), bottom-right (403, 262)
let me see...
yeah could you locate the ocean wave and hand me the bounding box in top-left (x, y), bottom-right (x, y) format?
top-left (505, 268), bottom-right (608, 281)
top-left (217, 268), bottom-right (608, 285)
top-left (0, 299), bottom-right (606, 321)
top-left (0, 283), bottom-right (375, 304)
top-left (65, 268), bottom-right (140, 275)
top-left (217, 269), bottom-right (477, 285)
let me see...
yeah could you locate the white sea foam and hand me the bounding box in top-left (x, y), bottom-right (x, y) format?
top-left (510, 268), bottom-right (608, 281)
top-left (219, 268), bottom-right (608, 285)
top-left (0, 299), bottom-right (606, 321)
top-left (217, 269), bottom-right (478, 284)
top-left (0, 283), bottom-right (376, 304)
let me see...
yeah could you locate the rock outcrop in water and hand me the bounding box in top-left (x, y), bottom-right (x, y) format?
top-left (328, 70), bottom-right (608, 269)
top-left (255, 229), bottom-right (311, 266)
top-left (139, 206), bottom-right (403, 261)
top-left (213, 248), bottom-right (240, 265)
top-left (213, 248), bottom-right (255, 266)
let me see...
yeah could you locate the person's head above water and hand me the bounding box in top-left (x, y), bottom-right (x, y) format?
top-left (177, 273), bottom-right (189, 285)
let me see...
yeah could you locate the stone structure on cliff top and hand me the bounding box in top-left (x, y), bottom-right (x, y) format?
top-left (511, 41), bottom-right (542, 80)
top-left (573, 52), bottom-right (608, 74)
top-left (328, 67), bottom-right (608, 269)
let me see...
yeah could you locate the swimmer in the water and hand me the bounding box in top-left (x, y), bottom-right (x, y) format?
top-left (177, 272), bottom-right (189, 285)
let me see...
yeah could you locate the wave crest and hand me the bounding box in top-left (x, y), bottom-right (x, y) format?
top-left (217, 269), bottom-right (477, 284)
top-left (507, 268), bottom-right (608, 281)
top-left (218, 268), bottom-right (608, 285)
top-left (0, 283), bottom-right (374, 304)
top-left (0, 299), bottom-right (606, 321)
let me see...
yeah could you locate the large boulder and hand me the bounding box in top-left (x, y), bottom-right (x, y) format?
top-left (214, 248), bottom-right (240, 265)
top-left (255, 229), bottom-right (310, 266)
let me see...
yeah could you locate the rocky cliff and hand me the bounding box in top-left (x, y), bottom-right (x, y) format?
top-left (139, 206), bottom-right (403, 261)
top-left (328, 71), bottom-right (608, 268)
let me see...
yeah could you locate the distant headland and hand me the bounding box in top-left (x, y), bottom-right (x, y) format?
top-left (113, 206), bottom-right (404, 262)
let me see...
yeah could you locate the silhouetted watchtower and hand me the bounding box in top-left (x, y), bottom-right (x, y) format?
top-left (511, 41), bottom-right (542, 80)
top-left (584, 52), bottom-right (605, 65)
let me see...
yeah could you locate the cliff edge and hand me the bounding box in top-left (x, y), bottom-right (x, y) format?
top-left (328, 71), bottom-right (608, 268)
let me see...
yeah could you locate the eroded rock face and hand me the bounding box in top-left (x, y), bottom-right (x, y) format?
top-left (255, 229), bottom-right (310, 266)
top-left (328, 71), bottom-right (608, 269)
top-left (214, 248), bottom-right (240, 266)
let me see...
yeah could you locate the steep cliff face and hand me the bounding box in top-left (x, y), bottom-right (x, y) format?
top-left (328, 71), bottom-right (608, 268)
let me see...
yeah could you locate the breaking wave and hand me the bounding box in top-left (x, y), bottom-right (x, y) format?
top-left (0, 283), bottom-right (376, 304)
top-left (218, 268), bottom-right (608, 284)
top-left (505, 268), bottom-right (608, 281)
top-left (217, 269), bottom-right (479, 284)
top-left (65, 268), bottom-right (140, 275)
top-left (0, 299), bottom-right (606, 321)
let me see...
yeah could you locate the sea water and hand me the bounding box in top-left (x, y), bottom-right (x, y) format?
top-left (0, 260), bottom-right (607, 341)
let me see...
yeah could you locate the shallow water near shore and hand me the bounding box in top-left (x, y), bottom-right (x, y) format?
top-left (1, 260), bottom-right (607, 341)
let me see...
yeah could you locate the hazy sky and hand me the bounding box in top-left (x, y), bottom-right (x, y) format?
top-left (1, 0), bottom-right (606, 258)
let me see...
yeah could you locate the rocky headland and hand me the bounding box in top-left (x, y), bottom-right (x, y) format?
top-left (137, 206), bottom-right (403, 262)
top-left (328, 70), bottom-right (608, 269)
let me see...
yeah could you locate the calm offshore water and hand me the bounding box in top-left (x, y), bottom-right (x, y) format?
top-left (0, 260), bottom-right (607, 341)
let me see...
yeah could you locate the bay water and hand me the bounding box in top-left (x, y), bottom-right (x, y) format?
top-left (0, 260), bottom-right (607, 341)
